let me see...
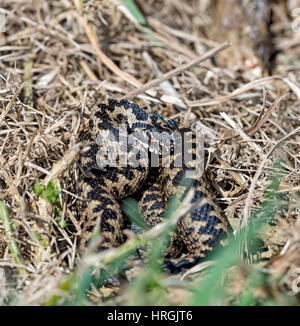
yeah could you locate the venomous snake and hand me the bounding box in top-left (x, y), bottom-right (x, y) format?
top-left (75, 99), bottom-right (229, 273)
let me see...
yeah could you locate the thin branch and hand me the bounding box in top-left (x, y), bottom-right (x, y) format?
top-left (242, 125), bottom-right (300, 227)
top-left (72, 0), bottom-right (156, 97)
top-left (122, 41), bottom-right (231, 100)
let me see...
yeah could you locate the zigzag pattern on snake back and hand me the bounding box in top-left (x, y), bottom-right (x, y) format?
top-left (75, 99), bottom-right (229, 273)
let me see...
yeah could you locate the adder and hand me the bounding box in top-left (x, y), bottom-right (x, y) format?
top-left (75, 99), bottom-right (229, 273)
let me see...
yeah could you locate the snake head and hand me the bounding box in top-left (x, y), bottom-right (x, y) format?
top-left (92, 99), bottom-right (180, 161)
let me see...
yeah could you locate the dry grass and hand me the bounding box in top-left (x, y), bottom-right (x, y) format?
top-left (0, 0), bottom-right (299, 305)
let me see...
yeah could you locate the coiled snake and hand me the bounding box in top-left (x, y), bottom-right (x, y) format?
top-left (75, 99), bottom-right (229, 273)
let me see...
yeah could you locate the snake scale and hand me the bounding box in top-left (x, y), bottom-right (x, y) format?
top-left (75, 99), bottom-right (229, 273)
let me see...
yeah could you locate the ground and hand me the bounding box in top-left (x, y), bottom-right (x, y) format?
top-left (0, 0), bottom-right (299, 306)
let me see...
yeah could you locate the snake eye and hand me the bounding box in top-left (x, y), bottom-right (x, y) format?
top-left (151, 113), bottom-right (178, 130)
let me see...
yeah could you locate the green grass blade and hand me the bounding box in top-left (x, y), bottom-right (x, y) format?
top-left (0, 200), bottom-right (24, 273)
top-left (122, 0), bottom-right (148, 27)
top-left (190, 160), bottom-right (288, 305)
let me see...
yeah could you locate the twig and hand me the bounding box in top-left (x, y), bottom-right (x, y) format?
top-left (188, 75), bottom-right (300, 107)
top-left (242, 125), bottom-right (300, 227)
top-left (187, 76), bottom-right (279, 107)
top-left (0, 82), bottom-right (25, 125)
top-left (220, 112), bottom-right (263, 153)
top-left (245, 92), bottom-right (290, 137)
top-left (44, 143), bottom-right (81, 185)
top-left (23, 51), bottom-right (35, 120)
top-left (31, 143), bottom-right (82, 266)
top-left (220, 92), bottom-right (290, 141)
top-left (72, 0), bottom-right (156, 97)
top-left (122, 41), bottom-right (231, 100)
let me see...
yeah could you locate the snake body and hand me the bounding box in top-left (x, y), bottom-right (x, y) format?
top-left (75, 99), bottom-right (229, 273)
